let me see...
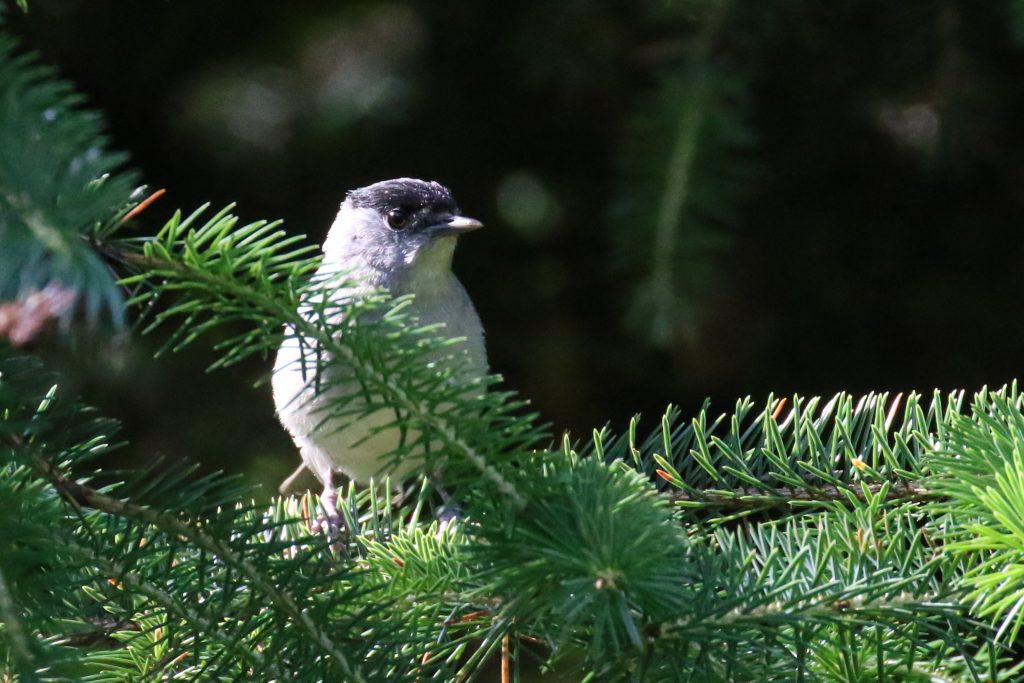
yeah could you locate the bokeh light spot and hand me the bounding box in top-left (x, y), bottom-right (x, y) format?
top-left (496, 171), bottom-right (561, 240)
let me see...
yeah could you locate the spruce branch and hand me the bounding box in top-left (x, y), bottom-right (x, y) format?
top-left (116, 206), bottom-right (534, 506)
top-left (95, 205), bottom-right (1011, 678)
top-left (64, 538), bottom-right (278, 679)
top-left (11, 417), bottom-right (364, 683)
top-left (0, 30), bottom-right (138, 328)
top-left (588, 390), bottom-right (958, 520)
top-left (665, 480), bottom-right (933, 509)
top-left (927, 388), bottom-right (1024, 645)
top-left (612, 0), bottom-right (754, 346)
top-left (0, 565), bottom-right (38, 680)
top-left (1, 354), bottom-right (431, 681)
top-left (32, 458), bottom-right (361, 681)
top-left (6, 336), bottom-right (1020, 680)
top-left (6, 4), bottom-right (1024, 679)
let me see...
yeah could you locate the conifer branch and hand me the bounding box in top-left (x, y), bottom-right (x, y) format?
top-left (65, 539), bottom-right (277, 678)
top-left (115, 217), bottom-right (528, 507)
top-left (665, 588), bottom-right (966, 639)
top-left (0, 566), bottom-right (36, 675)
top-left (667, 481), bottom-right (934, 509)
top-left (8, 6), bottom-right (1024, 679)
top-left (20, 446), bottom-right (363, 682)
top-left (649, 1), bottom-right (730, 306)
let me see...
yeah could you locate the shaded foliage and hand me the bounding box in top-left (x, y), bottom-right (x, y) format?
top-left (5, 4), bottom-right (1024, 682)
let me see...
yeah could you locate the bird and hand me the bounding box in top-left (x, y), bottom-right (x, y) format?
top-left (272, 178), bottom-right (487, 535)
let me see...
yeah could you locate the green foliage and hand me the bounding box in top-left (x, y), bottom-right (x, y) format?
top-left (470, 456), bottom-right (689, 658)
top-left (120, 203), bottom-right (546, 495)
top-left (606, 390), bottom-right (949, 518)
top-left (14, 187), bottom-right (1018, 678)
top-left (112, 202), bottom-right (699, 679)
top-left (11, 331), bottom-right (1021, 681)
top-left (0, 30), bottom-right (136, 325)
top-left (8, 282), bottom-right (1024, 681)
top-left (3, 99), bottom-right (1022, 682)
top-left (612, 1), bottom-right (754, 347)
top-left (929, 389), bottom-right (1024, 644)
top-left (560, 391), bottom-right (1014, 681)
top-left (0, 354), bottom-right (445, 682)
top-left (6, 7), bottom-right (1024, 682)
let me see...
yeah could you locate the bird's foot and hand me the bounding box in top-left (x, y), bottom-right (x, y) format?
top-left (311, 472), bottom-right (346, 555)
top-left (312, 509), bottom-right (348, 556)
top-left (311, 509), bottom-right (342, 538)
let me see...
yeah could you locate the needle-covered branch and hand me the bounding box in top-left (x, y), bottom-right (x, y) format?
top-left (4, 16), bottom-right (1024, 679)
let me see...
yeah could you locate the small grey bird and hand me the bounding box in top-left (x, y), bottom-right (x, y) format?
top-left (272, 178), bottom-right (487, 532)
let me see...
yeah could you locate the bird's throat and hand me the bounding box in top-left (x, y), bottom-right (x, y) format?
top-left (402, 237), bottom-right (458, 299)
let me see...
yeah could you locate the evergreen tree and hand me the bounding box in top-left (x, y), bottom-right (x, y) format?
top-left (4, 7), bottom-right (1024, 683)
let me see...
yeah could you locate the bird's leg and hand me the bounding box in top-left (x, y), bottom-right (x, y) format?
top-left (315, 470), bottom-right (343, 544)
top-left (436, 485), bottom-right (462, 525)
top-left (278, 463), bottom-right (308, 496)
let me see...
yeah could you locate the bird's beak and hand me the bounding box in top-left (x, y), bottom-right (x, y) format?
top-left (426, 215), bottom-right (484, 238)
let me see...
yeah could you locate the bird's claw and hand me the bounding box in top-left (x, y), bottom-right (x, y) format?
top-left (311, 510), bottom-right (340, 535)
top-left (312, 509), bottom-right (346, 555)
top-left (310, 473), bottom-right (347, 554)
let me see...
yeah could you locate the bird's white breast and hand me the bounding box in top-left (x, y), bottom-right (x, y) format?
top-left (272, 253), bottom-right (486, 485)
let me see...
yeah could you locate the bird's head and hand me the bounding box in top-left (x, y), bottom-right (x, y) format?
top-left (323, 178), bottom-right (482, 282)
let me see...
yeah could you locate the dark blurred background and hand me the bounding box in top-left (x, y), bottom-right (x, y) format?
top-left (8, 0), bottom-right (1024, 492)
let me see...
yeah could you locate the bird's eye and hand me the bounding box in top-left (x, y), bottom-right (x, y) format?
top-left (385, 208), bottom-right (411, 230)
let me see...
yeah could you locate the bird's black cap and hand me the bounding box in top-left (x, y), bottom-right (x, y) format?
top-left (346, 178), bottom-right (458, 215)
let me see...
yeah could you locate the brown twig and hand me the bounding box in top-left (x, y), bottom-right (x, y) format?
top-left (66, 616), bottom-right (140, 647)
top-left (120, 188), bottom-right (166, 224)
top-left (501, 632), bottom-right (510, 683)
